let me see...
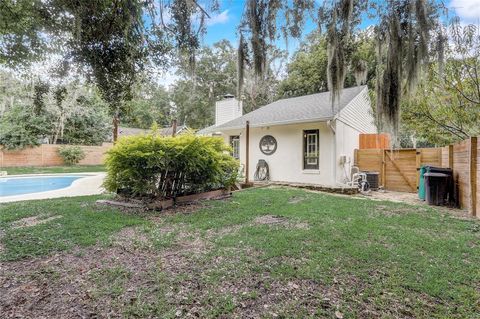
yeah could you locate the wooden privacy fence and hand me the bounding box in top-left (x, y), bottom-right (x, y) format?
top-left (354, 148), bottom-right (442, 193)
top-left (440, 137), bottom-right (478, 217)
top-left (359, 133), bottom-right (391, 149)
top-left (0, 143), bottom-right (113, 168)
top-left (354, 136), bottom-right (479, 218)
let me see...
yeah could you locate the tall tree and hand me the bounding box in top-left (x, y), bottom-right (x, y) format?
top-left (123, 80), bottom-right (172, 129)
top-left (278, 30), bottom-right (376, 98)
top-left (63, 0), bottom-right (150, 142)
top-left (1, 0), bottom-right (220, 141)
top-left (0, 0), bottom-right (64, 67)
top-left (172, 40), bottom-right (237, 128)
top-left (402, 22), bottom-right (480, 145)
top-left (238, 0), bottom-right (443, 142)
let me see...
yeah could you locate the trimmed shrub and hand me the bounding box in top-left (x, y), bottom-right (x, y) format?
top-left (58, 146), bottom-right (86, 165)
top-left (104, 134), bottom-right (239, 199)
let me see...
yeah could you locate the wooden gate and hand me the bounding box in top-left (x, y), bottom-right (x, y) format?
top-left (354, 148), bottom-right (442, 193)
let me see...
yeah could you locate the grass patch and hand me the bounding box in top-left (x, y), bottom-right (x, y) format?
top-left (1, 187), bottom-right (479, 318)
top-left (3, 165), bottom-right (105, 175)
top-left (90, 265), bottom-right (132, 298)
top-left (149, 187), bottom-right (480, 317)
top-left (0, 195), bottom-right (145, 260)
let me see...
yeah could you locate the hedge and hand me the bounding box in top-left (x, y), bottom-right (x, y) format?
top-left (104, 133), bottom-right (239, 199)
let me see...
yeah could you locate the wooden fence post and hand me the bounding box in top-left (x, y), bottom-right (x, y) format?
top-left (382, 149), bottom-right (386, 188)
top-left (448, 144), bottom-right (454, 169)
top-left (470, 137), bottom-right (477, 217)
top-left (415, 149), bottom-right (421, 190)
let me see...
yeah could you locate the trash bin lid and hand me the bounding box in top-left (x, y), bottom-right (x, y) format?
top-left (427, 167), bottom-right (453, 175)
top-left (424, 172), bottom-right (448, 178)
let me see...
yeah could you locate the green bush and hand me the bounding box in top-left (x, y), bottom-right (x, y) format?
top-left (0, 105), bottom-right (53, 150)
top-left (58, 146), bottom-right (86, 165)
top-left (104, 134), bottom-right (239, 199)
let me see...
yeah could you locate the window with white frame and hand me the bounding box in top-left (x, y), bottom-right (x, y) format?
top-left (230, 135), bottom-right (240, 159)
top-left (303, 130), bottom-right (319, 170)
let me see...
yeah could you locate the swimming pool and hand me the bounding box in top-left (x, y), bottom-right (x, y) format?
top-left (0, 175), bottom-right (85, 197)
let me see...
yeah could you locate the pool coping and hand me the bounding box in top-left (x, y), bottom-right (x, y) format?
top-left (0, 172), bottom-right (107, 203)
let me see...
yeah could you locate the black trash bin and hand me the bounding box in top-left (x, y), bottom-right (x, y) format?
top-left (425, 166), bottom-right (454, 205)
top-left (424, 172), bottom-right (449, 206)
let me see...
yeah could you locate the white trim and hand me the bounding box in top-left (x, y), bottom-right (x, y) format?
top-left (302, 169), bottom-right (320, 174)
top-left (211, 117), bottom-right (333, 132)
top-left (230, 135), bottom-right (240, 159)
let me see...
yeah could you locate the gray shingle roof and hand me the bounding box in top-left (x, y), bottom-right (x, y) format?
top-left (197, 124), bottom-right (217, 135)
top-left (203, 85), bottom-right (366, 133)
top-left (118, 125), bottom-right (187, 137)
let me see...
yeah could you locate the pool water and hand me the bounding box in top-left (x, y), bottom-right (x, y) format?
top-left (0, 176), bottom-right (84, 197)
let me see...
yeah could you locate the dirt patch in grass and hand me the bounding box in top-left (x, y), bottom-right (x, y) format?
top-left (0, 218), bottom-right (222, 318)
top-left (372, 205), bottom-right (417, 217)
top-left (1, 223), bottom-right (328, 318)
top-left (0, 228), bottom-right (160, 318)
top-left (365, 190), bottom-right (474, 220)
top-left (288, 195), bottom-right (305, 204)
top-left (255, 214), bottom-right (290, 225)
top-left (11, 215), bottom-right (63, 229)
top-left (254, 214), bottom-right (310, 230)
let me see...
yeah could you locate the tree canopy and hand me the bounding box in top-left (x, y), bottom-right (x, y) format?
top-left (402, 22), bottom-right (480, 145)
top-left (1, 0), bottom-right (221, 141)
top-left (237, 0), bottom-right (445, 142)
top-left (278, 30), bottom-right (376, 98)
top-left (1, 0), bottom-right (478, 148)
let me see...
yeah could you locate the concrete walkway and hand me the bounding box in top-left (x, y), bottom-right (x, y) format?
top-left (0, 173), bottom-right (106, 203)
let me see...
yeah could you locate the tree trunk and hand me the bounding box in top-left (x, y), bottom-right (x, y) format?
top-left (113, 115), bottom-right (119, 143)
top-left (171, 119), bottom-right (177, 137)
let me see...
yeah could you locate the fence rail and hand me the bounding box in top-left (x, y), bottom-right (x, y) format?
top-left (354, 136), bottom-right (479, 218)
top-left (0, 143), bottom-right (112, 168)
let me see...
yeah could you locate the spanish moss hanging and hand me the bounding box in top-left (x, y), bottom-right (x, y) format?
top-left (235, 0), bottom-right (443, 143)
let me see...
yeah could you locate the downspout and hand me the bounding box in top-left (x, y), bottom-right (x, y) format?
top-left (327, 119), bottom-right (337, 185)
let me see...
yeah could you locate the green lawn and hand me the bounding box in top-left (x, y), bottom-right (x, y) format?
top-left (0, 195), bottom-right (144, 260)
top-left (0, 187), bottom-right (479, 318)
top-left (3, 165), bottom-right (105, 175)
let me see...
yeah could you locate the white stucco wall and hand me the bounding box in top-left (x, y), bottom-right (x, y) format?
top-left (334, 120), bottom-right (360, 184)
top-left (219, 122), bottom-right (336, 186)
top-left (334, 86), bottom-right (376, 184)
top-left (210, 86), bottom-right (376, 186)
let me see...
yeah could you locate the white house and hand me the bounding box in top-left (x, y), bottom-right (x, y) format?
top-left (198, 86), bottom-right (376, 186)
